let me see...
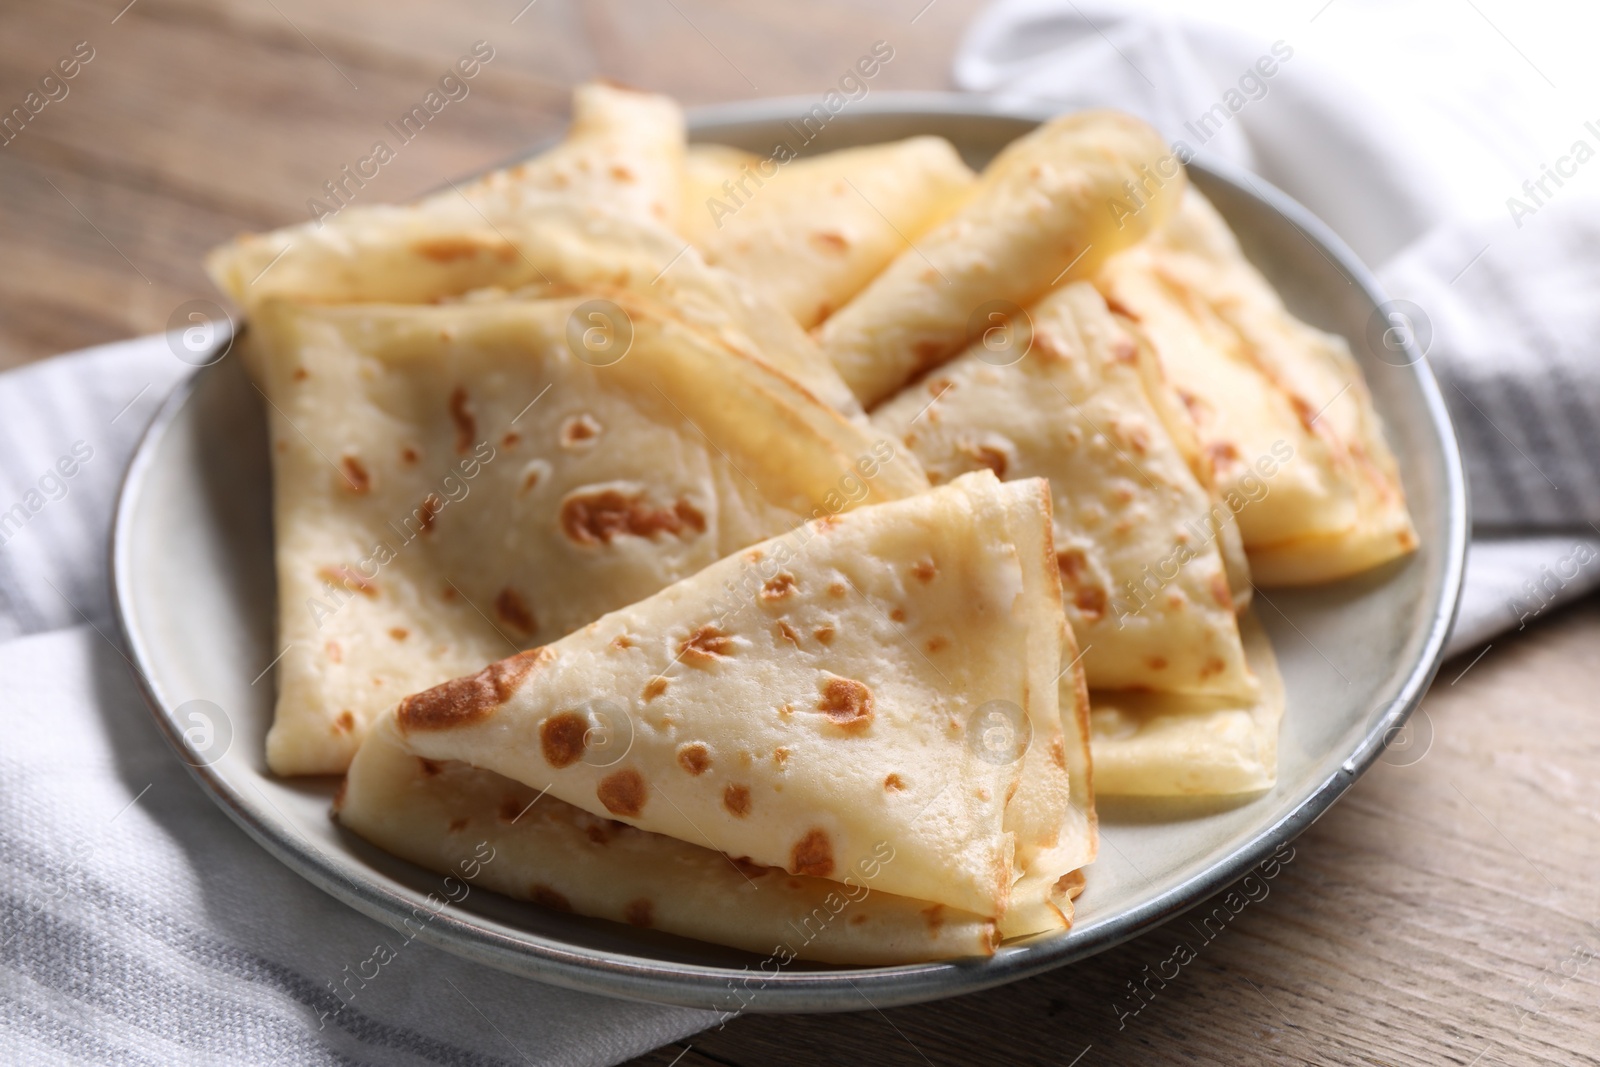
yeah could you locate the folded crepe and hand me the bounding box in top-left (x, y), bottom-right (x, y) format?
top-left (207, 81), bottom-right (685, 308)
top-left (1089, 609), bottom-right (1283, 796)
top-left (818, 110), bottom-right (1185, 407)
top-left (255, 293), bottom-right (925, 775)
top-left (381, 473), bottom-right (1088, 920)
top-left (873, 282), bottom-right (1256, 700)
top-left (1096, 187), bottom-right (1418, 584)
top-left (678, 137), bottom-right (976, 328)
top-left (337, 715), bottom-right (1008, 965)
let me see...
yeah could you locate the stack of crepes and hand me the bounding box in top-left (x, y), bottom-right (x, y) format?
top-left (206, 82), bottom-right (1415, 963)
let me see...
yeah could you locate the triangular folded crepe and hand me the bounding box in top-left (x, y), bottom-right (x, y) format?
top-left (207, 82), bottom-right (685, 308)
top-left (678, 137), bottom-right (976, 328)
top-left (818, 110), bottom-right (1186, 407)
top-left (1096, 187), bottom-right (1418, 584)
top-left (1089, 609), bottom-right (1283, 796)
top-left (385, 473), bottom-right (1083, 919)
top-left (337, 715), bottom-right (1008, 964)
top-left (256, 293), bottom-right (924, 775)
top-left (873, 282), bottom-right (1256, 700)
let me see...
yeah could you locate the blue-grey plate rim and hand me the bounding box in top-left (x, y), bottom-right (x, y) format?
top-left (110, 91), bottom-right (1468, 1013)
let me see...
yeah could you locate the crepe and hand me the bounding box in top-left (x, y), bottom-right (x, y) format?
top-left (255, 293), bottom-right (924, 775)
top-left (337, 715), bottom-right (1006, 964)
top-left (387, 472), bottom-right (1081, 918)
top-left (1088, 609), bottom-right (1283, 796)
top-left (1096, 187), bottom-right (1418, 584)
top-left (873, 282), bottom-right (1256, 700)
top-left (680, 137), bottom-right (976, 328)
top-left (818, 110), bottom-right (1185, 407)
top-left (207, 82), bottom-right (685, 308)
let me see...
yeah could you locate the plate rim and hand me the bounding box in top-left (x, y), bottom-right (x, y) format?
top-left (109, 91), bottom-right (1469, 1014)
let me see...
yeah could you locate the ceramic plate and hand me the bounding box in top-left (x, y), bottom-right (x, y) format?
top-left (111, 93), bottom-right (1467, 1013)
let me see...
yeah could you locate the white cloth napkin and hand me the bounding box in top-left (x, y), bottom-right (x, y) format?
top-left (956, 0), bottom-right (1600, 652)
top-left (0, 337), bottom-right (713, 1066)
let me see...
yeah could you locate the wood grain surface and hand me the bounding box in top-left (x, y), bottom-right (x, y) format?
top-left (4, 3), bottom-right (1597, 1065)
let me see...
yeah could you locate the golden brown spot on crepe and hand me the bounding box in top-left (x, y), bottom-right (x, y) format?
top-left (340, 456), bottom-right (371, 494)
top-left (1211, 573), bottom-right (1234, 610)
top-left (813, 514), bottom-right (842, 534)
top-left (401, 446), bottom-right (419, 465)
top-left (922, 904), bottom-right (946, 934)
top-left (389, 627), bottom-right (408, 641)
top-left (889, 608), bottom-right (906, 623)
top-left (813, 625), bottom-right (835, 645)
top-left (415, 493), bottom-right (443, 535)
top-left (624, 899), bottom-right (653, 927)
top-left (1056, 870), bottom-right (1088, 899)
top-left (911, 558), bottom-right (937, 583)
top-left (448, 387), bottom-right (475, 454)
top-left (1104, 295), bottom-right (1141, 322)
top-left (317, 565), bottom-right (377, 598)
top-left (884, 773), bottom-right (905, 791)
top-left (416, 757), bottom-right (441, 777)
top-left (679, 624), bottom-right (734, 664)
top-left (744, 548), bottom-right (764, 563)
top-left (611, 634), bottom-right (635, 650)
top-left (1074, 585), bottom-right (1107, 622)
top-left (495, 587), bottom-right (537, 634)
top-left (1126, 423), bottom-right (1151, 454)
top-left (559, 414), bottom-right (602, 448)
top-left (331, 710), bottom-right (354, 734)
top-left (761, 573), bottom-right (796, 601)
top-left (530, 885), bottom-right (572, 912)
top-left (776, 621), bottom-right (801, 648)
top-left (324, 641), bottom-right (343, 664)
top-left (1290, 394), bottom-right (1319, 432)
top-left (447, 817), bottom-right (467, 833)
top-left (1201, 656), bottom-right (1226, 679)
top-left (1056, 547), bottom-right (1088, 586)
top-left (291, 367), bottom-right (309, 382)
top-left (773, 746), bottom-right (790, 766)
top-left (519, 467), bottom-right (542, 495)
top-left (925, 635), bottom-right (949, 654)
top-left (415, 236), bottom-right (502, 263)
top-left (827, 581), bottom-right (847, 598)
top-left (1047, 735), bottom-right (1068, 772)
top-left (502, 431), bottom-right (521, 448)
top-left (1148, 656), bottom-right (1168, 671)
top-left (791, 829), bottom-right (835, 878)
top-left (817, 677), bottom-right (873, 731)
top-left (609, 163), bottom-right (636, 182)
top-left (397, 647), bottom-right (553, 731)
top-left (539, 711), bottom-right (589, 769)
top-left (560, 489), bottom-right (706, 545)
top-left (642, 676), bottom-right (669, 702)
top-left (584, 823), bottom-right (611, 845)
top-left (960, 440), bottom-right (1008, 478)
top-left (810, 230), bottom-right (849, 254)
top-left (597, 768), bottom-right (648, 817)
top-left (1207, 440), bottom-right (1241, 471)
top-left (850, 913), bottom-right (868, 926)
top-left (441, 585), bottom-right (457, 602)
top-left (722, 784), bottom-right (752, 817)
top-left (498, 795), bottom-right (526, 823)
top-left (677, 743), bottom-right (711, 776)
top-left (926, 376), bottom-right (954, 398)
top-left (730, 855), bottom-right (770, 879)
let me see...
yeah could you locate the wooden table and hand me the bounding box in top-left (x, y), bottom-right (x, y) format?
top-left (5, 3), bottom-right (1596, 1064)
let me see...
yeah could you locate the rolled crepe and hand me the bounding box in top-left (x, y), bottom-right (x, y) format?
top-left (1097, 187), bottom-right (1418, 584)
top-left (207, 81), bottom-right (685, 307)
top-left (338, 715), bottom-right (1006, 964)
top-left (819, 110), bottom-right (1185, 407)
top-left (682, 137), bottom-right (976, 328)
top-left (255, 294), bottom-right (924, 775)
top-left (1089, 609), bottom-right (1283, 796)
top-left (390, 473), bottom-right (1081, 918)
top-left (873, 282), bottom-right (1256, 700)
